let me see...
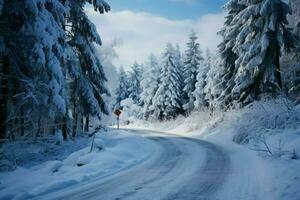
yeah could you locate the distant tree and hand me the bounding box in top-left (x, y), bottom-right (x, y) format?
top-left (115, 66), bottom-right (130, 108)
top-left (152, 44), bottom-right (182, 120)
top-left (128, 62), bottom-right (143, 105)
top-left (204, 56), bottom-right (224, 112)
top-left (182, 31), bottom-right (204, 113)
top-left (174, 44), bottom-right (185, 103)
top-left (193, 49), bottom-right (211, 110)
top-left (140, 54), bottom-right (160, 120)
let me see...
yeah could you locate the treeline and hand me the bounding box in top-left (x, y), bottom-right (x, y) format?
top-left (115, 0), bottom-right (300, 121)
top-left (0, 0), bottom-right (110, 141)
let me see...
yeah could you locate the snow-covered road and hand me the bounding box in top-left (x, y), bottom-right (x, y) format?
top-left (41, 129), bottom-right (230, 200)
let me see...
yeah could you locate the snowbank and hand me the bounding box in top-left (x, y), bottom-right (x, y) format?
top-left (0, 130), bottom-right (156, 199)
top-left (0, 137), bottom-right (89, 172)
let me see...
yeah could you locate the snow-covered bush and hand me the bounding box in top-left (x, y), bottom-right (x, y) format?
top-left (120, 98), bottom-right (142, 124)
top-left (129, 97), bottom-right (300, 159)
top-left (230, 98), bottom-right (300, 144)
top-left (0, 137), bottom-right (89, 172)
top-left (55, 131), bottom-right (64, 145)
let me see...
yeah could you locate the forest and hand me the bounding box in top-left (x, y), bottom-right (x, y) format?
top-left (115, 0), bottom-right (300, 122)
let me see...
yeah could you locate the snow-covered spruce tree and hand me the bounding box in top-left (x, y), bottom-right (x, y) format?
top-left (231, 0), bottom-right (298, 106)
top-left (295, 15), bottom-right (300, 100)
top-left (182, 31), bottom-right (204, 113)
top-left (289, 1), bottom-right (300, 102)
top-left (96, 41), bottom-right (119, 125)
top-left (293, 0), bottom-right (300, 72)
top-left (66, 0), bottom-right (110, 135)
top-left (193, 49), bottom-right (211, 110)
top-left (152, 44), bottom-right (182, 120)
top-left (217, 0), bottom-right (247, 109)
top-left (174, 44), bottom-right (185, 99)
top-left (0, 0), bottom-right (69, 139)
top-left (115, 66), bottom-right (130, 108)
top-left (204, 55), bottom-right (224, 112)
top-left (140, 54), bottom-right (160, 120)
top-left (128, 62), bottom-right (143, 105)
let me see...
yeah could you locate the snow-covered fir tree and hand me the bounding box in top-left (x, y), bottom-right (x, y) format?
top-left (174, 44), bottom-right (184, 102)
top-left (217, 0), bottom-right (247, 109)
top-left (204, 56), bottom-right (224, 112)
top-left (292, 0), bottom-right (300, 63)
top-left (140, 54), bottom-right (160, 120)
top-left (288, 0), bottom-right (300, 102)
top-left (66, 0), bottom-right (110, 135)
top-left (128, 62), bottom-right (143, 105)
top-left (115, 66), bottom-right (130, 108)
top-left (182, 31), bottom-right (204, 113)
top-left (295, 10), bottom-right (300, 100)
top-left (0, 0), bottom-right (68, 139)
top-left (152, 44), bottom-right (182, 120)
top-left (231, 0), bottom-right (298, 106)
top-left (0, 0), bottom-right (110, 140)
top-left (193, 49), bottom-right (211, 110)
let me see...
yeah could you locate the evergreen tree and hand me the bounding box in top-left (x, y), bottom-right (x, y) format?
top-left (217, 0), bottom-right (247, 109)
top-left (115, 66), bottom-right (130, 108)
top-left (193, 49), bottom-right (211, 110)
top-left (0, 0), bottom-right (110, 140)
top-left (289, 0), bottom-right (300, 102)
top-left (204, 56), bottom-right (224, 112)
top-left (140, 54), bottom-right (160, 120)
top-left (128, 62), bottom-right (143, 105)
top-left (231, 0), bottom-right (298, 106)
top-left (174, 44), bottom-right (184, 102)
top-left (182, 31), bottom-right (204, 112)
top-left (66, 0), bottom-right (110, 136)
top-left (295, 11), bottom-right (300, 100)
top-left (0, 0), bottom-right (68, 139)
top-left (152, 44), bottom-right (182, 120)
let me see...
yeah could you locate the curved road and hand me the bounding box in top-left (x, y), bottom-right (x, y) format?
top-left (43, 129), bottom-right (230, 200)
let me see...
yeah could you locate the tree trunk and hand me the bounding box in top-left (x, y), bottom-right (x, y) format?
top-left (73, 109), bottom-right (77, 137)
top-left (80, 114), bottom-right (84, 134)
top-left (275, 39), bottom-right (282, 90)
top-left (85, 115), bottom-right (89, 132)
top-left (21, 106), bottom-right (24, 136)
top-left (62, 116), bottom-right (68, 140)
top-left (0, 56), bottom-right (9, 139)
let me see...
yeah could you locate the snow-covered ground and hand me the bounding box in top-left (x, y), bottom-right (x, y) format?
top-left (0, 137), bottom-right (89, 171)
top-left (1, 98), bottom-right (300, 200)
top-left (126, 98), bottom-right (300, 200)
top-left (0, 130), bottom-right (156, 200)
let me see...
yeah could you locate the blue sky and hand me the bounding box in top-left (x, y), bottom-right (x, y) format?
top-left (87, 0), bottom-right (226, 68)
top-left (107, 0), bottom-right (227, 20)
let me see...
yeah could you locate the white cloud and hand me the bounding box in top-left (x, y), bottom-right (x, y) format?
top-left (168, 0), bottom-right (195, 5)
top-left (87, 9), bottom-right (225, 69)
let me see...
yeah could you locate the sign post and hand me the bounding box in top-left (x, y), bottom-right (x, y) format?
top-left (113, 109), bottom-right (122, 130)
